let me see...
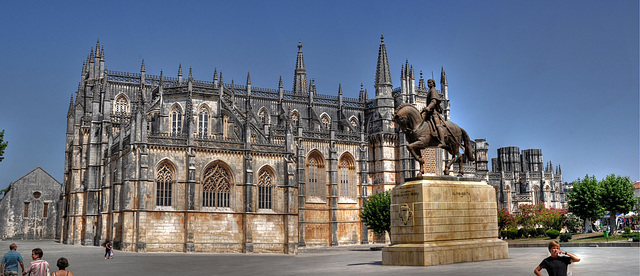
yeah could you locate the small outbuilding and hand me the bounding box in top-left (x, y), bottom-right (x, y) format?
top-left (0, 167), bottom-right (62, 239)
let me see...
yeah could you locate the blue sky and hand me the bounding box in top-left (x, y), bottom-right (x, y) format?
top-left (0, 0), bottom-right (638, 187)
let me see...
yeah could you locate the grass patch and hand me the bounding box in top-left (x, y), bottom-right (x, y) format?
top-left (571, 234), bottom-right (631, 243)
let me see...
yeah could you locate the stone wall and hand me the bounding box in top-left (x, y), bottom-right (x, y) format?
top-left (0, 167), bottom-right (61, 239)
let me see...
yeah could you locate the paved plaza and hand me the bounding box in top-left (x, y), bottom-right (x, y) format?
top-left (0, 240), bottom-right (638, 275)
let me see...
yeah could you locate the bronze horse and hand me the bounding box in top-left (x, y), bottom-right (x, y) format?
top-left (394, 104), bottom-right (475, 176)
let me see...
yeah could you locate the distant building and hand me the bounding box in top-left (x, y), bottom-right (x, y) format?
top-left (486, 147), bottom-right (566, 212)
top-left (0, 167), bottom-right (62, 239)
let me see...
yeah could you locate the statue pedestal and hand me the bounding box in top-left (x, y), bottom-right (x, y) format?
top-left (382, 176), bottom-right (508, 266)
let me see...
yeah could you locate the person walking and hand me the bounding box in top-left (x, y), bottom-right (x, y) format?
top-left (1, 243), bottom-right (25, 276)
top-left (22, 248), bottom-right (49, 276)
top-left (50, 258), bottom-right (73, 276)
top-left (104, 241), bottom-right (112, 260)
top-left (534, 241), bottom-right (580, 276)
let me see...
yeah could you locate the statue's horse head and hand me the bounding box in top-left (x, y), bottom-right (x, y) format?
top-left (394, 104), bottom-right (423, 135)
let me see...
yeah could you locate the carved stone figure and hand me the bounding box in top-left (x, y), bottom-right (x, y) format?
top-left (394, 103), bottom-right (475, 176)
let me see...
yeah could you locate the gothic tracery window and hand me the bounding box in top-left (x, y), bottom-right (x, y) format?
top-left (306, 152), bottom-right (326, 201)
top-left (349, 117), bottom-right (358, 132)
top-left (156, 163), bottom-right (173, 207)
top-left (338, 154), bottom-right (356, 200)
top-left (320, 114), bottom-right (331, 130)
top-left (258, 168), bottom-right (273, 209)
top-left (202, 163), bottom-right (231, 208)
top-left (198, 106), bottom-right (209, 137)
top-left (114, 95), bottom-right (129, 114)
top-left (290, 111), bottom-right (299, 128)
top-left (258, 108), bottom-right (269, 125)
top-left (171, 106), bottom-right (182, 135)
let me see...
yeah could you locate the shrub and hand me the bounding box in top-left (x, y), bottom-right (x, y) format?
top-left (507, 228), bottom-right (519, 239)
top-left (621, 232), bottom-right (639, 241)
top-left (497, 208), bottom-right (517, 231)
top-left (546, 229), bottom-right (560, 239)
top-left (359, 191), bottom-right (390, 236)
top-left (562, 213), bottom-right (583, 233)
top-left (536, 228), bottom-right (547, 237)
top-left (624, 227), bottom-right (631, 234)
top-left (559, 232), bottom-right (572, 242)
top-left (518, 228), bottom-right (528, 238)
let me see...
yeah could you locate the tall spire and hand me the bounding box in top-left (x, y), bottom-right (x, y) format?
top-left (374, 35), bottom-right (392, 97)
top-left (178, 63), bottom-right (183, 84)
top-left (293, 41), bottom-right (307, 94)
top-left (440, 66), bottom-right (448, 86)
top-left (140, 59), bottom-right (146, 72)
top-left (94, 38), bottom-right (101, 58)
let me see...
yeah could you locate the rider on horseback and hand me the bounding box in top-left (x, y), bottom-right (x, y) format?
top-left (421, 79), bottom-right (447, 148)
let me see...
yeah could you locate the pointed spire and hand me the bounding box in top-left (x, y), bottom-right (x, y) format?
top-left (90, 47), bottom-right (95, 60)
top-left (279, 76), bottom-right (283, 88)
top-left (293, 41), bottom-right (307, 94)
top-left (359, 83), bottom-right (365, 101)
top-left (95, 39), bottom-right (101, 58)
top-left (188, 67), bottom-right (193, 81)
top-left (140, 59), bottom-right (146, 72)
top-left (418, 70), bottom-right (425, 89)
top-left (100, 46), bottom-right (105, 61)
top-left (440, 66), bottom-right (448, 86)
top-left (68, 94), bottom-right (74, 116)
top-left (375, 34), bottom-right (392, 91)
top-left (159, 69), bottom-right (164, 85)
top-left (213, 68), bottom-right (218, 81)
top-left (246, 72), bottom-right (251, 85)
top-left (219, 71), bottom-right (223, 85)
top-left (178, 63), bottom-right (183, 83)
top-left (410, 65), bottom-right (414, 79)
top-left (405, 59), bottom-right (409, 78)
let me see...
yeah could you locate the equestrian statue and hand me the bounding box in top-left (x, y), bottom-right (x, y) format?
top-left (393, 79), bottom-right (475, 176)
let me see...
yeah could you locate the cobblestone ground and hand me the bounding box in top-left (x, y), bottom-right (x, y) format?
top-left (0, 240), bottom-right (637, 275)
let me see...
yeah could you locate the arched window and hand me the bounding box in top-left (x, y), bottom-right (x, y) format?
top-left (202, 163), bottom-right (231, 208)
top-left (338, 153), bottom-right (356, 200)
top-left (198, 106), bottom-right (210, 137)
top-left (114, 94), bottom-right (129, 114)
top-left (258, 167), bottom-right (274, 209)
top-left (320, 114), bottom-right (331, 130)
top-left (290, 110), bottom-right (299, 128)
top-left (156, 163), bottom-right (173, 207)
top-left (171, 106), bottom-right (182, 135)
top-left (349, 117), bottom-right (359, 132)
top-left (306, 151), bottom-right (326, 201)
top-left (532, 186), bottom-right (540, 205)
top-left (258, 107), bottom-right (269, 125)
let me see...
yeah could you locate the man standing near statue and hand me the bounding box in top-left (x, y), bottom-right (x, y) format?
top-left (421, 79), bottom-right (446, 148)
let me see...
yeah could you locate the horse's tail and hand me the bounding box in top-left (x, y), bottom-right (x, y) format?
top-left (461, 128), bottom-right (475, 162)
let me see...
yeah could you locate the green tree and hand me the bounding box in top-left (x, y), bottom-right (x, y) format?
top-left (599, 174), bottom-right (636, 236)
top-left (359, 191), bottom-right (391, 236)
top-left (0, 129), bottom-right (7, 163)
top-left (567, 175), bottom-right (605, 233)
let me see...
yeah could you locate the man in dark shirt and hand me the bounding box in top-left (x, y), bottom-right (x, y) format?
top-left (534, 241), bottom-right (580, 276)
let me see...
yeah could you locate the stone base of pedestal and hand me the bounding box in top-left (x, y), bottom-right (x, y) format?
top-left (381, 176), bottom-right (509, 266)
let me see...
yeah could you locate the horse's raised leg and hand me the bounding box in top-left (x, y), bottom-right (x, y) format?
top-left (407, 141), bottom-right (425, 164)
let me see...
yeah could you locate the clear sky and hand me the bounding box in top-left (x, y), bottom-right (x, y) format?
top-left (0, 0), bottom-right (637, 188)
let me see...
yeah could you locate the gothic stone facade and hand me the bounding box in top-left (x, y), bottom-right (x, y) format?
top-left (61, 37), bottom-right (456, 253)
top-left (0, 167), bottom-right (61, 239)
top-left (485, 146), bottom-right (565, 213)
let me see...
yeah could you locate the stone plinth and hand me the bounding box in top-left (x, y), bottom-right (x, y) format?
top-left (382, 176), bottom-right (508, 266)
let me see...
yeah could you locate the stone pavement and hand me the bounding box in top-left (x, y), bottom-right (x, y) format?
top-left (0, 240), bottom-right (638, 275)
